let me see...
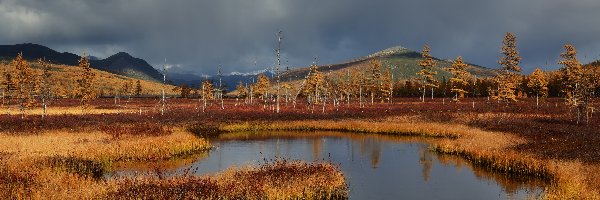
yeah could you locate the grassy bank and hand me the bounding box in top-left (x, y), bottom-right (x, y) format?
top-left (219, 118), bottom-right (600, 199)
top-left (106, 160), bottom-right (347, 199)
top-left (0, 127), bottom-right (212, 198)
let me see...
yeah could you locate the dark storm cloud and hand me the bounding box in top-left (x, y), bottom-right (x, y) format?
top-left (1, 0), bottom-right (599, 75)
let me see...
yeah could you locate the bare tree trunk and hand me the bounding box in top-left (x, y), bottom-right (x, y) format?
top-left (431, 88), bottom-right (434, 100)
top-left (536, 93), bottom-right (539, 109)
top-left (422, 87), bottom-right (426, 102)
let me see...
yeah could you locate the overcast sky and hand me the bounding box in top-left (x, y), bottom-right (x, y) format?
top-left (1, 0), bottom-right (599, 75)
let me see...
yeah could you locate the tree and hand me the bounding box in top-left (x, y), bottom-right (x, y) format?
top-left (496, 32), bottom-right (522, 102)
top-left (38, 58), bottom-right (52, 117)
top-left (527, 68), bottom-right (548, 108)
top-left (558, 44), bottom-right (594, 124)
top-left (120, 81), bottom-right (131, 98)
top-left (135, 79), bottom-right (142, 96)
top-left (381, 67), bottom-right (393, 103)
top-left (2, 67), bottom-right (16, 104)
top-left (201, 80), bottom-right (214, 112)
top-left (76, 53), bottom-right (96, 107)
top-left (367, 59), bottom-right (382, 104)
top-left (13, 53), bottom-right (37, 117)
top-left (253, 74), bottom-right (271, 100)
top-left (302, 64), bottom-right (325, 104)
top-left (448, 56), bottom-right (471, 101)
top-left (236, 81), bottom-right (248, 99)
top-left (417, 44), bottom-right (438, 101)
top-left (178, 84), bottom-right (192, 98)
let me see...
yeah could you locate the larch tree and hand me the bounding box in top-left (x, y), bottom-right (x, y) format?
top-left (417, 44), bottom-right (438, 102)
top-left (13, 53), bottom-right (37, 118)
top-left (135, 79), bottom-right (142, 96)
top-left (496, 32), bottom-right (522, 102)
top-left (367, 59), bottom-right (382, 104)
top-left (76, 53), bottom-right (96, 107)
top-left (201, 80), bottom-right (214, 112)
top-left (302, 64), bottom-right (325, 105)
top-left (527, 68), bottom-right (548, 108)
top-left (235, 81), bottom-right (248, 100)
top-left (38, 58), bottom-right (52, 117)
top-left (120, 81), bottom-right (131, 99)
top-left (448, 56), bottom-right (471, 101)
top-left (2, 65), bottom-right (16, 105)
top-left (253, 74), bottom-right (271, 100)
top-left (381, 67), bottom-right (393, 103)
top-left (558, 44), bottom-right (594, 124)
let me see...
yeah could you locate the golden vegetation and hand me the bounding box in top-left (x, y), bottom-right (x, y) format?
top-left (106, 160), bottom-right (347, 199)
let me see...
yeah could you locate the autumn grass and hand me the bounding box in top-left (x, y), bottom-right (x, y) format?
top-left (220, 118), bottom-right (463, 138)
top-left (106, 160), bottom-right (347, 199)
top-left (220, 118), bottom-right (600, 199)
top-left (0, 106), bottom-right (152, 116)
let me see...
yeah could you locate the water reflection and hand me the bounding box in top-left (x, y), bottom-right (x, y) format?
top-left (110, 131), bottom-right (547, 199)
top-left (419, 145), bottom-right (434, 182)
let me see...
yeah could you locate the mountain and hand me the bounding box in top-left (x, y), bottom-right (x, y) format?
top-left (279, 45), bottom-right (497, 83)
top-left (0, 43), bottom-right (163, 82)
top-left (92, 52), bottom-right (163, 82)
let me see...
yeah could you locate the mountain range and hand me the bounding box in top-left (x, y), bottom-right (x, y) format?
top-left (0, 43), bottom-right (499, 92)
top-left (0, 43), bottom-right (164, 82)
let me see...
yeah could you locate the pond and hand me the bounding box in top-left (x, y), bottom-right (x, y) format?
top-left (109, 131), bottom-right (546, 199)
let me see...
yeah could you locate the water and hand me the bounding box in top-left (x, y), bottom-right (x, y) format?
top-left (110, 132), bottom-right (546, 199)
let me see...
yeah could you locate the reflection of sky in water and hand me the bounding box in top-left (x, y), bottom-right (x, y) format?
top-left (112, 133), bottom-right (545, 200)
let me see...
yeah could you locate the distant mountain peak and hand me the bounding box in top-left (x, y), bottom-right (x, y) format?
top-left (367, 45), bottom-right (411, 58)
top-left (112, 52), bottom-right (131, 57)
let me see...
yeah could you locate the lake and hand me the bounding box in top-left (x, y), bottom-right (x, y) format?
top-left (109, 131), bottom-right (546, 199)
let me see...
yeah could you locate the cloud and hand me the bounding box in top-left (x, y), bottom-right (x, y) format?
top-left (0, 0), bottom-right (599, 75)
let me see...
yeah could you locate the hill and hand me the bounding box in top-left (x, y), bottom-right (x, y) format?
top-left (0, 60), bottom-right (177, 98)
top-left (279, 46), bottom-right (497, 83)
top-left (0, 43), bottom-right (164, 82)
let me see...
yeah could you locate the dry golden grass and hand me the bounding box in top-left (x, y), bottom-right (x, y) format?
top-left (221, 118), bottom-right (465, 138)
top-left (0, 106), bottom-right (138, 116)
top-left (0, 127), bottom-right (210, 162)
top-left (105, 160), bottom-right (347, 200)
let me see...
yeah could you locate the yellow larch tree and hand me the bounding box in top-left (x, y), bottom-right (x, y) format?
top-left (448, 56), bottom-right (471, 101)
top-left (526, 68), bottom-right (548, 108)
top-left (417, 44), bottom-right (438, 102)
top-left (13, 53), bottom-right (37, 117)
top-left (496, 32), bottom-right (522, 102)
top-left (76, 53), bottom-right (96, 107)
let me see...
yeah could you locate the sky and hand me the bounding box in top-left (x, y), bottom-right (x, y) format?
top-left (1, 0), bottom-right (600, 75)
